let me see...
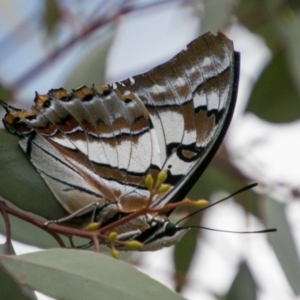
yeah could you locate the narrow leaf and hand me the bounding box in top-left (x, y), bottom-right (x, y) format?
top-left (0, 262), bottom-right (34, 300)
top-left (0, 249), bottom-right (185, 300)
top-left (0, 129), bottom-right (67, 220)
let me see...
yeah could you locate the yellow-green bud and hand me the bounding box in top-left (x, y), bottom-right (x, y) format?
top-left (193, 199), bottom-right (209, 208)
top-left (157, 184), bottom-right (170, 194)
top-left (157, 169), bottom-right (168, 184)
top-left (108, 231), bottom-right (118, 242)
top-left (111, 247), bottom-right (120, 259)
top-left (84, 222), bottom-right (101, 231)
top-left (124, 240), bottom-right (144, 250)
top-left (145, 174), bottom-right (154, 191)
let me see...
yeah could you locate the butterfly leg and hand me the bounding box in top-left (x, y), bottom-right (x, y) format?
top-left (44, 202), bottom-right (106, 226)
top-left (116, 230), bottom-right (142, 242)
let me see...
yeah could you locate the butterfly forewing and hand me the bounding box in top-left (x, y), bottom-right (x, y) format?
top-left (1, 31), bottom-right (239, 221)
top-left (118, 32), bottom-right (238, 208)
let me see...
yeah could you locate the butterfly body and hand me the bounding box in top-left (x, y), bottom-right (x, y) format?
top-left (1, 31), bottom-right (239, 250)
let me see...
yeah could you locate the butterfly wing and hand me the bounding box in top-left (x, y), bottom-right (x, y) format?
top-left (1, 31), bottom-right (239, 216)
top-left (117, 31), bottom-right (239, 208)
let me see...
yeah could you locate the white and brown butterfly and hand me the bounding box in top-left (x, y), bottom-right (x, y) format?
top-left (0, 31), bottom-right (239, 251)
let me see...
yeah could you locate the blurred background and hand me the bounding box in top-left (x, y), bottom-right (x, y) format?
top-left (0, 1), bottom-right (300, 299)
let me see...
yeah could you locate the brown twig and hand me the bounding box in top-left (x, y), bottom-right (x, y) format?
top-left (0, 201), bottom-right (12, 250)
top-left (11, 0), bottom-right (181, 90)
top-left (0, 165), bottom-right (196, 252)
top-left (0, 200), bottom-right (106, 246)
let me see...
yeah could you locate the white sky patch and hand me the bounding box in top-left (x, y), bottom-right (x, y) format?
top-left (227, 113), bottom-right (300, 202)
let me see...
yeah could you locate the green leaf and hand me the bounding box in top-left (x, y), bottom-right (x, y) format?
top-left (0, 240), bottom-right (15, 255)
top-left (200, 0), bottom-right (239, 34)
top-left (263, 1), bottom-right (300, 98)
top-left (63, 28), bottom-right (115, 90)
top-left (0, 249), bottom-right (185, 300)
top-left (0, 262), bottom-right (34, 300)
top-left (0, 129), bottom-right (67, 220)
top-left (247, 50), bottom-right (300, 122)
top-left (188, 162), bottom-right (237, 201)
top-left (225, 262), bottom-right (256, 300)
top-left (43, 0), bottom-right (61, 37)
top-left (0, 83), bottom-right (13, 103)
top-left (173, 214), bottom-right (201, 292)
top-left (276, 14), bottom-right (300, 98)
top-left (265, 197), bottom-right (300, 295)
top-left (0, 128), bottom-right (71, 248)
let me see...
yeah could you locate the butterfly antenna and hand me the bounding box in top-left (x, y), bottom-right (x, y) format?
top-left (176, 183), bottom-right (258, 225)
top-left (183, 226), bottom-right (277, 234)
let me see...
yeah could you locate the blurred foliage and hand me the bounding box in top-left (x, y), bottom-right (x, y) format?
top-left (43, 0), bottom-right (61, 37)
top-left (225, 262), bottom-right (257, 300)
top-left (0, 0), bottom-right (299, 299)
top-left (0, 84), bottom-right (13, 105)
top-left (0, 262), bottom-right (35, 300)
top-left (173, 213), bottom-right (202, 292)
top-left (0, 249), bottom-right (185, 300)
top-left (266, 198), bottom-right (300, 294)
top-left (247, 50), bottom-right (300, 122)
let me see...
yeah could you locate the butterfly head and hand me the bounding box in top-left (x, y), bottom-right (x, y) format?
top-left (115, 214), bottom-right (190, 251)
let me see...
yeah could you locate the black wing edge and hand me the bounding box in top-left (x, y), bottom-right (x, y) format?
top-left (166, 51), bottom-right (240, 209)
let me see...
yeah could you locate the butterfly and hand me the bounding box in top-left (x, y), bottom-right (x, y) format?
top-left (0, 31), bottom-right (239, 251)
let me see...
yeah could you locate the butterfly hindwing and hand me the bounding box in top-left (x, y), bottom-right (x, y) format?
top-left (1, 31), bottom-right (239, 218)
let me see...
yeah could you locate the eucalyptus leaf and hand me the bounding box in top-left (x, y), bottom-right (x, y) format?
top-left (63, 28), bottom-right (115, 89)
top-left (264, 1), bottom-right (300, 97)
top-left (0, 129), bottom-right (67, 220)
top-left (43, 0), bottom-right (61, 37)
top-left (277, 14), bottom-right (300, 98)
top-left (265, 197), bottom-right (300, 295)
top-left (199, 0), bottom-right (239, 34)
top-left (0, 240), bottom-right (15, 255)
top-left (173, 213), bottom-right (201, 292)
top-left (247, 50), bottom-right (300, 122)
top-left (0, 249), bottom-right (185, 300)
top-left (225, 262), bottom-right (256, 300)
top-left (0, 262), bottom-right (34, 300)
top-left (188, 163), bottom-right (237, 201)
